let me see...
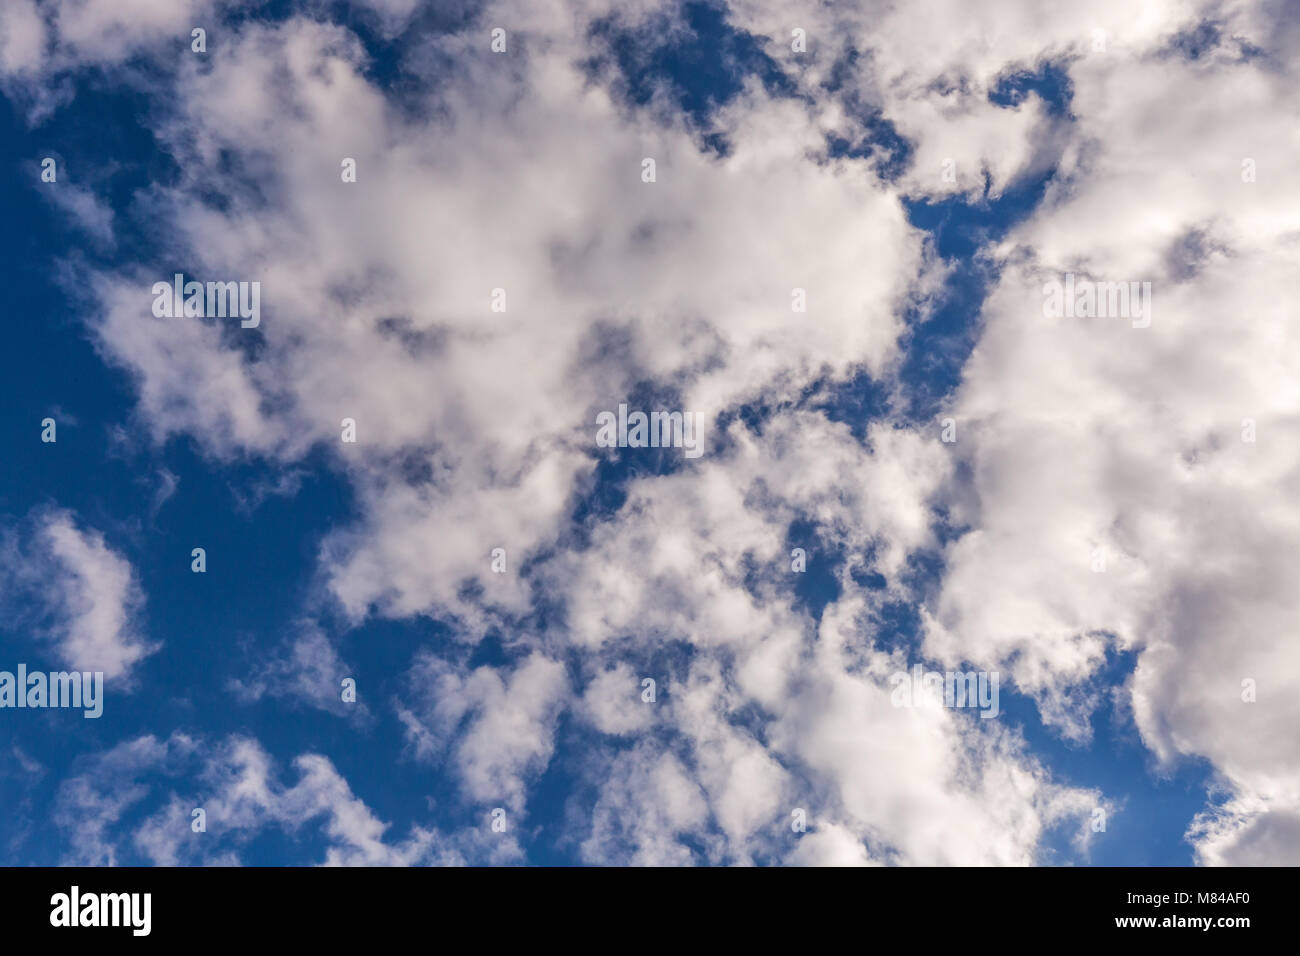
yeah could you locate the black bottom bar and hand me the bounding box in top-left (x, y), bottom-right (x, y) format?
top-left (1, 865), bottom-right (1282, 942)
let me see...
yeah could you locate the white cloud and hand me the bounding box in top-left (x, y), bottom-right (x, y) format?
top-left (906, 1), bottom-right (1300, 861)
top-left (0, 0), bottom-right (47, 76)
top-left (25, 0), bottom-right (1300, 865)
top-left (70, 11), bottom-right (925, 636)
top-left (399, 652), bottom-right (568, 813)
top-left (228, 621), bottom-right (366, 719)
top-left (55, 732), bottom-right (482, 866)
top-left (578, 663), bottom-right (655, 736)
top-left (1, 509), bottom-right (155, 681)
top-left (580, 744), bottom-right (712, 866)
top-left (45, 182), bottom-right (115, 244)
top-left (38, 512), bottom-right (155, 679)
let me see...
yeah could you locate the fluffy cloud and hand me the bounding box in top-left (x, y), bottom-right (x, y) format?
top-left (0, 509), bottom-right (155, 681)
top-left (69, 9), bottom-right (925, 632)
top-left (19, 0), bottom-right (1298, 865)
top-left (399, 652), bottom-right (568, 813)
top-left (906, 1), bottom-right (1300, 861)
top-left (0, 0), bottom-right (47, 76)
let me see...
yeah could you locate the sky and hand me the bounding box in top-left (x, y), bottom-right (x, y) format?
top-left (0, 0), bottom-right (1297, 867)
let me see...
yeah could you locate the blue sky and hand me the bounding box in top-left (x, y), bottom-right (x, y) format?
top-left (0, 0), bottom-right (1295, 867)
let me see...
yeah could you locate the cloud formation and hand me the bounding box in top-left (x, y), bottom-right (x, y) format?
top-left (7, 0), bottom-right (1297, 865)
top-left (1, 509), bottom-right (155, 681)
